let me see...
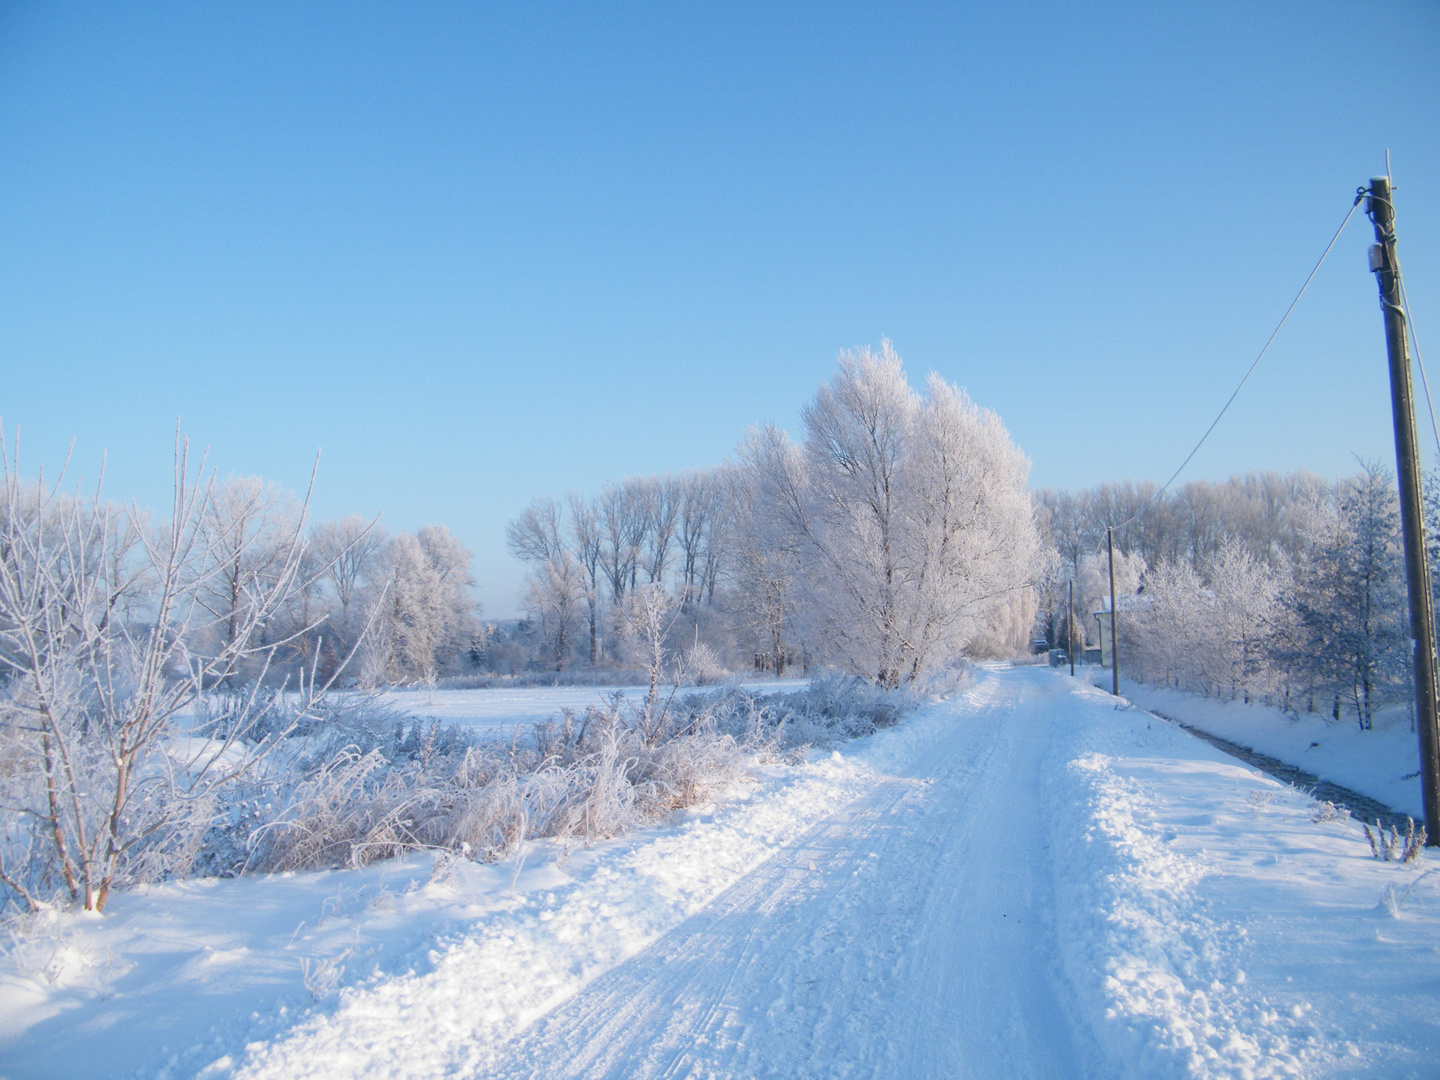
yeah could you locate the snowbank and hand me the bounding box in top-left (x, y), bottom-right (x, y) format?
top-left (1048, 677), bottom-right (1440, 1078)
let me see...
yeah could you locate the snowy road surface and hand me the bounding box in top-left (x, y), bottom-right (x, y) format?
top-left (5, 665), bottom-right (1438, 1079)
top-left (480, 671), bottom-right (1083, 1078)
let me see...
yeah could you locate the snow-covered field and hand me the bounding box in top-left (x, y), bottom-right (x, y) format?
top-left (2, 666), bottom-right (1436, 1079)
top-left (1118, 676), bottom-right (1426, 819)
top-left (372, 678), bottom-right (812, 735)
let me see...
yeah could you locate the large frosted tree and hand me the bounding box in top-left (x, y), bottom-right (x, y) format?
top-left (749, 342), bottom-right (1041, 687)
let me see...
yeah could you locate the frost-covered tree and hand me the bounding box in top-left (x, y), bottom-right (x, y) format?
top-left (640, 476), bottom-right (681, 584)
top-left (731, 427), bottom-right (806, 674)
top-left (308, 514), bottom-right (387, 666)
top-left (1205, 539), bottom-right (1282, 703)
top-left (676, 471), bottom-right (708, 605)
top-left (194, 476), bottom-right (302, 675)
top-left (505, 496), bottom-right (565, 565)
top-left (1423, 468), bottom-right (1440, 643)
top-left (1128, 542), bottom-right (1283, 701)
top-left (1034, 489), bottom-right (1095, 580)
top-left (500, 349), bottom-right (1038, 682)
top-left (617, 582), bottom-right (680, 731)
top-left (366, 526), bottom-right (478, 686)
top-left (754, 342), bottom-right (1041, 686)
top-left (507, 494), bottom-right (603, 664)
top-left (567, 493), bottom-right (605, 664)
top-left (523, 553), bottom-right (587, 671)
top-left (1075, 549), bottom-right (1145, 624)
top-left (1123, 558), bottom-right (1209, 689)
top-left (598, 481), bottom-right (647, 606)
top-left (1280, 462), bottom-right (1407, 728)
top-left (0, 439), bottom-right (338, 912)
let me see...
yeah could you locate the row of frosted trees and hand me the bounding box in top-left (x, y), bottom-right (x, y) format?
top-left (192, 484), bottom-right (478, 689)
top-left (1036, 462), bottom-right (1424, 728)
top-left (35, 470), bottom-right (482, 694)
top-left (509, 343), bottom-right (1043, 688)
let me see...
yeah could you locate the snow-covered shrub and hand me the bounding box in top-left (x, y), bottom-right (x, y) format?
top-left (680, 640), bottom-right (729, 685)
top-left (757, 671), bottom-right (910, 742)
top-left (251, 747), bottom-right (421, 872)
top-left (241, 671), bottom-right (913, 873)
top-left (3, 542), bottom-right (921, 901)
top-left (436, 670), bottom-right (653, 690)
top-left (1310, 800), bottom-right (1350, 824)
top-left (299, 945), bottom-right (351, 1002)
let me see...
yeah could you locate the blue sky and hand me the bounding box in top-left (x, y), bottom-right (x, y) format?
top-left (2, 2), bottom-right (1437, 616)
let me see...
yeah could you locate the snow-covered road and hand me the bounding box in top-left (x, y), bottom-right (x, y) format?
top-left (481, 669), bottom-right (1086, 1079)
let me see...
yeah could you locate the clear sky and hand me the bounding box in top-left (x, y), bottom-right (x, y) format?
top-left (2, 2), bottom-right (1437, 616)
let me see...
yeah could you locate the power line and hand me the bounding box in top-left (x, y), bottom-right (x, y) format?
top-left (1114, 194), bottom-right (1365, 532)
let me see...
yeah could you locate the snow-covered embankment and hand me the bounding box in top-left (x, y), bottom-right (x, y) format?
top-left (1049, 676), bottom-right (1439, 1078)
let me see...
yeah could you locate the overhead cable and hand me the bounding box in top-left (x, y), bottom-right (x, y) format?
top-left (1113, 194), bottom-right (1364, 532)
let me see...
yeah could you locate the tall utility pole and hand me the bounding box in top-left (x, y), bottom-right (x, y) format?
top-left (1067, 579), bottom-right (1075, 677)
top-left (1107, 526), bottom-right (1119, 696)
top-left (1367, 174), bottom-right (1440, 845)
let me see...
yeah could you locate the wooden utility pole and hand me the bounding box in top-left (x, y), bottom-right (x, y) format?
top-left (1107, 526), bottom-right (1119, 696)
top-left (1068, 579), bottom-right (1075, 677)
top-left (1367, 174), bottom-right (1440, 845)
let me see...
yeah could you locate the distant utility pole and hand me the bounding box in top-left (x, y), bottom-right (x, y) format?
top-left (1367, 174), bottom-right (1440, 846)
top-left (1107, 526), bottom-right (1119, 697)
top-left (1067, 579), bottom-right (1075, 677)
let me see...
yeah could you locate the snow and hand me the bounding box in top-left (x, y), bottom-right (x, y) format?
top-left (1053, 675), bottom-right (1440, 1078)
top-left (3, 666), bottom-right (1437, 1079)
top-left (371, 678), bottom-right (812, 735)
top-left (1117, 676), bottom-right (1426, 819)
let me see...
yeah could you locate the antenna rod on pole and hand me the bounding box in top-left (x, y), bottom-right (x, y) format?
top-left (1367, 174), bottom-right (1440, 845)
top-left (1107, 526), bottom-right (1119, 697)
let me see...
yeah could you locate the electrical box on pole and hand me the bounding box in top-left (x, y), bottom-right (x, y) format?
top-left (1366, 174), bottom-right (1440, 845)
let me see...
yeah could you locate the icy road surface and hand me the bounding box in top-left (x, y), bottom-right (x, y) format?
top-left (479, 670), bottom-right (1083, 1078)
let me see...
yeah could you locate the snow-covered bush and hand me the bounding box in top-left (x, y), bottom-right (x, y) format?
top-left (228, 674), bottom-right (916, 874)
top-left (0, 441), bottom-right (343, 914)
top-left (679, 640), bottom-right (729, 685)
